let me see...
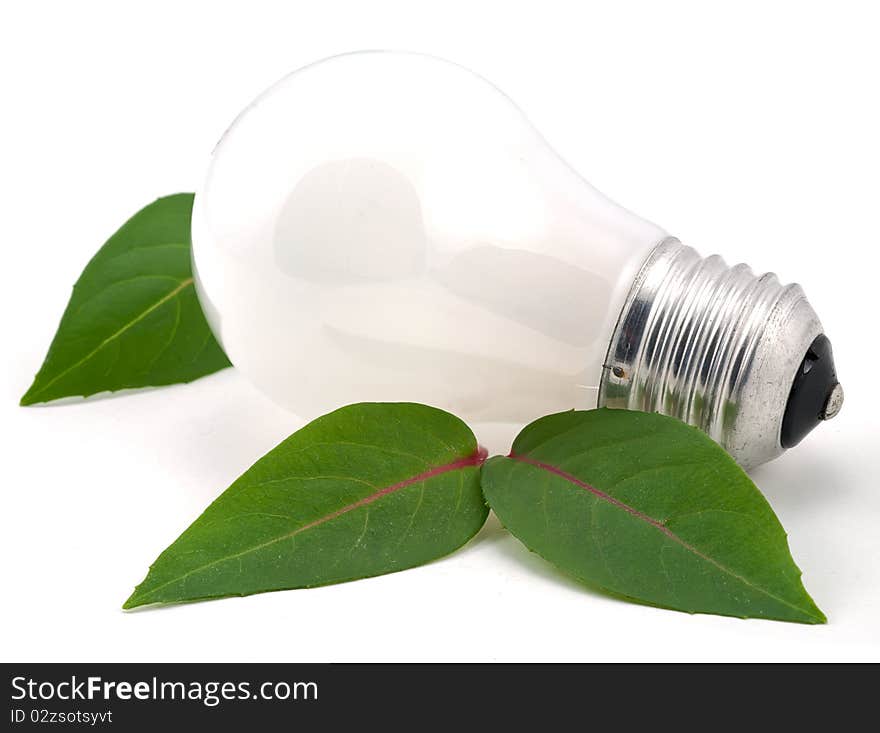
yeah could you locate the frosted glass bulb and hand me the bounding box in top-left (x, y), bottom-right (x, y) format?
top-left (192, 52), bottom-right (841, 467)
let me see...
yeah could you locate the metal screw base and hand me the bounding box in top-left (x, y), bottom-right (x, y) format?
top-left (598, 238), bottom-right (825, 468)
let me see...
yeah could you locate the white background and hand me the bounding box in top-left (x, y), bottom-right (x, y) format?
top-left (2, 0), bottom-right (878, 662)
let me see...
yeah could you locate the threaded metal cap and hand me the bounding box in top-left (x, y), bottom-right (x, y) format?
top-left (598, 238), bottom-right (839, 468)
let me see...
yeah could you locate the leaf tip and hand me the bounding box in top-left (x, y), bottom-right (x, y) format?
top-left (19, 383), bottom-right (42, 406)
top-left (779, 594), bottom-right (827, 625)
top-left (805, 604), bottom-right (828, 625)
top-left (794, 581), bottom-right (827, 624)
top-left (122, 579), bottom-right (154, 610)
top-left (122, 590), bottom-right (147, 611)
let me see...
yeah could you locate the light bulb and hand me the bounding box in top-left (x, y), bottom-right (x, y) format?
top-left (192, 51), bottom-right (842, 467)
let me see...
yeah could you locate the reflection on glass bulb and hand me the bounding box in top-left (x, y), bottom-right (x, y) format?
top-left (192, 51), bottom-right (840, 466)
top-left (192, 51), bottom-right (664, 422)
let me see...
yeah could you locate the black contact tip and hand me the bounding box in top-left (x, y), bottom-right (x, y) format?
top-left (781, 334), bottom-right (842, 449)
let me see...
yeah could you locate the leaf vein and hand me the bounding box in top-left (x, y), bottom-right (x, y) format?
top-left (33, 277), bottom-right (194, 397)
top-left (509, 453), bottom-right (818, 620)
top-left (131, 449), bottom-right (482, 604)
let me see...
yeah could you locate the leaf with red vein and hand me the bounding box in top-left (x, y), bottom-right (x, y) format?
top-left (124, 403), bottom-right (488, 608)
top-left (481, 408), bottom-right (825, 624)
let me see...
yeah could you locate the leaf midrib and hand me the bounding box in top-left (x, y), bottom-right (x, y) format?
top-left (125, 447), bottom-right (486, 607)
top-left (508, 453), bottom-right (822, 622)
top-left (27, 276), bottom-right (194, 400)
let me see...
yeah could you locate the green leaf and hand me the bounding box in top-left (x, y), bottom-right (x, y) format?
top-left (21, 194), bottom-right (229, 405)
top-left (124, 403), bottom-right (489, 609)
top-left (481, 408), bottom-right (825, 623)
